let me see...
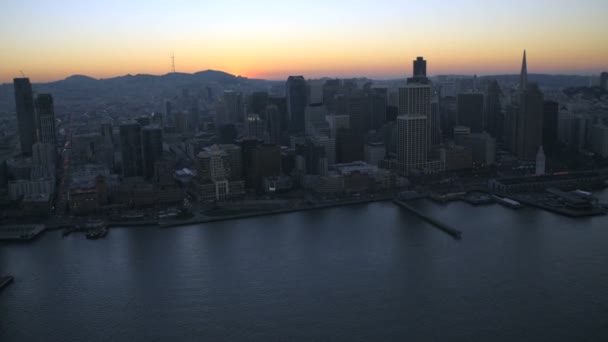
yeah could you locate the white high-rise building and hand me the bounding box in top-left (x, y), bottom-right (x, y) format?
top-left (397, 115), bottom-right (428, 175)
top-left (535, 146), bottom-right (546, 176)
top-left (398, 83), bottom-right (432, 148)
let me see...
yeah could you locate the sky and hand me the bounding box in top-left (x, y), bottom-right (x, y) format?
top-left (1, 0), bottom-right (607, 83)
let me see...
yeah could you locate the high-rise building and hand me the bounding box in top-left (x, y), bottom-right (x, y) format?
top-left (520, 50), bottom-right (528, 91)
top-left (141, 126), bottom-right (163, 180)
top-left (34, 94), bottom-right (56, 147)
top-left (119, 123), bottom-right (143, 177)
top-left (322, 79), bottom-right (341, 112)
top-left (266, 105), bottom-right (282, 145)
top-left (600, 72), bottom-right (608, 90)
top-left (224, 90), bottom-right (244, 123)
top-left (251, 144), bottom-right (282, 190)
top-left (543, 100), bottom-right (559, 155)
top-left (398, 83), bottom-right (432, 147)
top-left (286, 76), bottom-right (308, 134)
top-left (397, 115), bottom-right (428, 175)
top-left (517, 82), bottom-right (544, 161)
top-left (457, 93), bottom-right (484, 133)
top-left (535, 146), bottom-right (546, 176)
top-left (413, 57), bottom-right (427, 77)
top-left (484, 80), bottom-right (501, 138)
top-left (13, 78), bottom-right (36, 156)
top-left (369, 87), bottom-right (388, 131)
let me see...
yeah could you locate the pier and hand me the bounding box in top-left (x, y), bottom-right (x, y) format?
top-left (392, 199), bottom-right (462, 240)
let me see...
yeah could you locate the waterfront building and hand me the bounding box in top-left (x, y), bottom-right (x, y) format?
top-left (364, 142), bottom-right (386, 166)
top-left (536, 146), bottom-right (546, 176)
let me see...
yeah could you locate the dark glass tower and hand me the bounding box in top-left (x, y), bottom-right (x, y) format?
top-left (13, 78), bottom-right (36, 156)
top-left (484, 80), bottom-right (501, 139)
top-left (141, 126), bottom-right (163, 180)
top-left (413, 57), bottom-right (427, 77)
top-left (543, 100), bottom-right (559, 155)
top-left (457, 93), bottom-right (484, 133)
top-left (35, 94), bottom-right (57, 146)
top-left (286, 76), bottom-right (308, 134)
top-left (120, 123), bottom-right (143, 177)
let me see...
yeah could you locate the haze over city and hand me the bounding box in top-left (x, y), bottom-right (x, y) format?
top-left (1, 0), bottom-right (607, 83)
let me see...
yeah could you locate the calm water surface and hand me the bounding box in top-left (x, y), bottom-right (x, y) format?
top-left (2, 192), bottom-right (608, 341)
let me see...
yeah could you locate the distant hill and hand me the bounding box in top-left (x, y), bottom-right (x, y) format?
top-left (478, 74), bottom-right (590, 88)
top-left (0, 70), bottom-right (268, 111)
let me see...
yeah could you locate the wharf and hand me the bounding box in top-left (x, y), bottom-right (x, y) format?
top-left (0, 224), bottom-right (46, 241)
top-left (392, 199), bottom-right (462, 240)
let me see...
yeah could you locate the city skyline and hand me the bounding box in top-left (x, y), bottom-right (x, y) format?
top-left (1, 0), bottom-right (607, 83)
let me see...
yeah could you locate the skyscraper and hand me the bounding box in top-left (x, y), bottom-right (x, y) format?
top-left (13, 78), bottom-right (36, 156)
top-left (520, 50), bottom-right (528, 91)
top-left (34, 94), bottom-right (57, 146)
top-left (542, 100), bottom-right (559, 155)
top-left (413, 57), bottom-right (427, 77)
top-left (120, 123), bottom-right (143, 177)
top-left (141, 126), bottom-right (163, 180)
top-left (484, 80), bottom-right (501, 138)
top-left (516, 51), bottom-right (544, 161)
top-left (457, 93), bottom-right (484, 133)
top-left (397, 115), bottom-right (428, 175)
top-left (398, 83), bottom-right (432, 146)
top-left (517, 82), bottom-right (544, 161)
top-left (286, 76), bottom-right (308, 134)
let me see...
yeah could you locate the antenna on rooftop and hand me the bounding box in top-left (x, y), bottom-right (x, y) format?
top-left (171, 52), bottom-right (176, 73)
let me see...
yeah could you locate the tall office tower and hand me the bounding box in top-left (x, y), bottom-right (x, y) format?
top-left (457, 93), bottom-right (484, 133)
top-left (305, 103), bottom-right (327, 135)
top-left (430, 100), bottom-right (441, 145)
top-left (601, 72), bottom-right (608, 90)
top-left (310, 135), bottom-right (336, 166)
top-left (13, 78), bottom-right (36, 156)
top-left (542, 100), bottom-right (559, 155)
top-left (503, 104), bottom-right (519, 153)
top-left (224, 90), bottom-right (245, 123)
top-left (520, 50), bottom-right (528, 91)
top-left (245, 114), bottom-right (267, 141)
top-left (251, 144), bottom-right (282, 190)
top-left (398, 83), bottom-right (432, 147)
top-left (413, 57), bottom-right (427, 77)
top-left (347, 90), bottom-right (370, 138)
top-left (34, 94), bottom-right (57, 146)
top-left (249, 92), bottom-right (269, 116)
top-left (369, 87), bottom-right (388, 131)
top-left (164, 100), bottom-right (173, 125)
top-left (141, 126), bottom-right (163, 180)
top-left (336, 128), bottom-right (362, 163)
top-left (322, 79), bottom-right (341, 112)
top-left (32, 142), bottom-right (56, 174)
top-left (397, 115), bottom-right (428, 175)
top-left (266, 105), bottom-right (282, 145)
top-left (484, 80), bottom-right (502, 138)
top-left (326, 114), bottom-right (350, 139)
top-left (517, 82), bottom-right (544, 160)
top-left (189, 98), bottom-right (200, 133)
top-left (218, 144), bottom-right (243, 181)
top-left (239, 138), bottom-right (263, 186)
top-left (535, 146), bottom-right (546, 176)
top-left (286, 76), bottom-right (308, 134)
top-left (100, 122), bottom-right (114, 168)
top-left (119, 123), bottom-right (143, 177)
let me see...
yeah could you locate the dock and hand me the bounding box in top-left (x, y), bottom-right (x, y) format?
top-left (392, 199), bottom-right (462, 240)
top-left (0, 276), bottom-right (14, 292)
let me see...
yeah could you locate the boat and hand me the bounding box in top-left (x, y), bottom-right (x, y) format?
top-left (492, 195), bottom-right (523, 209)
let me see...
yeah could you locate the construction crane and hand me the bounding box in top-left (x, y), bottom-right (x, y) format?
top-left (19, 70), bottom-right (26, 77)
